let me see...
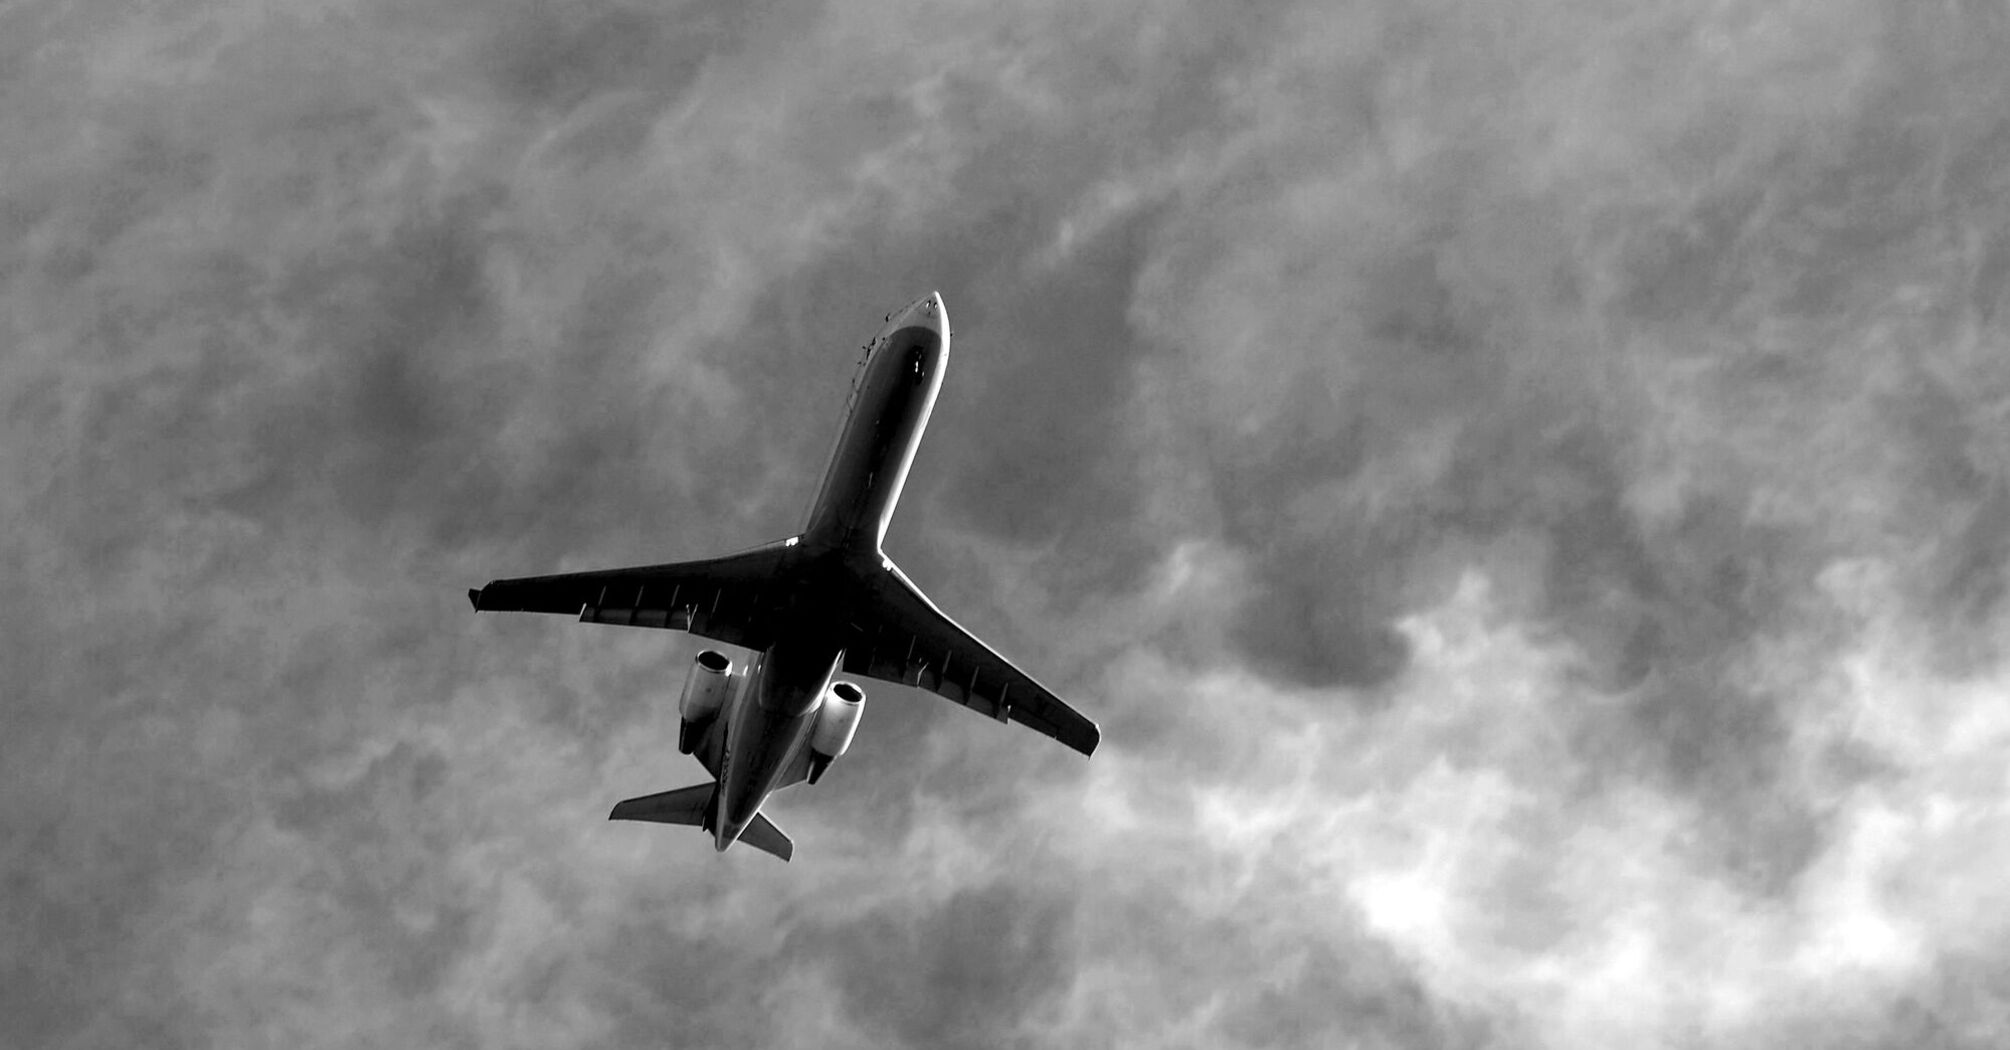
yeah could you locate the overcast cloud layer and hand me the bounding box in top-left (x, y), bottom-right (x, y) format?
top-left (7, 1), bottom-right (2010, 1047)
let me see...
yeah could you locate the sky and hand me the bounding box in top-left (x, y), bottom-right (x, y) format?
top-left (5, 0), bottom-right (2009, 1047)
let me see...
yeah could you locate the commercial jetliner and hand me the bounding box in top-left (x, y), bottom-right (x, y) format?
top-left (469, 292), bottom-right (1099, 861)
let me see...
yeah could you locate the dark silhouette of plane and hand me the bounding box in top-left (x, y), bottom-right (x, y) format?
top-left (469, 293), bottom-right (1098, 860)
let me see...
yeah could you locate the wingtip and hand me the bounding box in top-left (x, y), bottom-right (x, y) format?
top-left (467, 587), bottom-right (482, 611)
top-left (1070, 720), bottom-right (1102, 758)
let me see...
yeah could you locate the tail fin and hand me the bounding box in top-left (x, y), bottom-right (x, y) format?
top-left (739, 812), bottom-right (793, 862)
top-left (608, 783), bottom-right (793, 862)
top-left (609, 783), bottom-right (714, 827)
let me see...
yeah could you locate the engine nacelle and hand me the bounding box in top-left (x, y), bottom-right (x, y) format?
top-left (679, 649), bottom-right (734, 723)
top-left (812, 681), bottom-right (865, 757)
top-left (806, 681), bottom-right (864, 784)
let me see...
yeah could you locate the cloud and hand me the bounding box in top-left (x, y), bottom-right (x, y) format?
top-left (6, 0), bottom-right (2010, 1047)
top-left (787, 881), bottom-right (1077, 1049)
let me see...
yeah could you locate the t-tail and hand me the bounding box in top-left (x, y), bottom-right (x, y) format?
top-left (609, 782), bottom-right (794, 862)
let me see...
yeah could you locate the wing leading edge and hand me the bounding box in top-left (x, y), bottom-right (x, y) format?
top-left (466, 539), bottom-right (797, 652)
top-left (839, 559), bottom-right (1101, 757)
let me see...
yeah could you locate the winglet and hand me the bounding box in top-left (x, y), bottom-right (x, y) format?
top-left (467, 587), bottom-right (482, 610)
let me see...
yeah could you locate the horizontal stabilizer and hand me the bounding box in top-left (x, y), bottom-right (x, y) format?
top-left (609, 783), bottom-right (714, 827)
top-left (739, 812), bottom-right (793, 862)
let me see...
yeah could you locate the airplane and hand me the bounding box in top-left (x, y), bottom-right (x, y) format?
top-left (468, 292), bottom-right (1099, 861)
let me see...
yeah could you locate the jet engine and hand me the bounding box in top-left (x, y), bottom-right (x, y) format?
top-left (806, 681), bottom-right (864, 784)
top-left (677, 650), bottom-right (734, 754)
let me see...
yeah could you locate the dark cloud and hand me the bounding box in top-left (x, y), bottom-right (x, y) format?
top-left (1928, 480), bottom-right (2010, 665)
top-left (929, 204), bottom-right (1169, 589)
top-left (590, 923), bottom-right (781, 1050)
top-left (1880, 367), bottom-right (2010, 673)
top-left (8, 0), bottom-right (2010, 1047)
top-left (480, 2), bottom-right (712, 115)
top-left (794, 882), bottom-right (1076, 1050)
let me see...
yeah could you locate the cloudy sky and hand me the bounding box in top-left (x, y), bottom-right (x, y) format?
top-left (7, 0), bottom-right (2010, 1046)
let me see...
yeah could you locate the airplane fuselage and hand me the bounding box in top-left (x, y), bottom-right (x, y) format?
top-left (802, 299), bottom-right (949, 553)
top-left (708, 292), bottom-right (949, 851)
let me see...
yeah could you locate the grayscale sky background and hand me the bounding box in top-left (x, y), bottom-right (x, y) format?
top-left (7, 1), bottom-right (2009, 1047)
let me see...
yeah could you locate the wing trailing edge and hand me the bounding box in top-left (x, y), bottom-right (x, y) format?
top-left (839, 557), bottom-right (1101, 757)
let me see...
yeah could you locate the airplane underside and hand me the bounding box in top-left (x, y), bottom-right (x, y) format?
top-left (608, 781), bottom-right (795, 862)
top-left (467, 292), bottom-right (1098, 861)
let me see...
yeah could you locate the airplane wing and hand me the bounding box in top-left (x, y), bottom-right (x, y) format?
top-left (467, 540), bottom-right (796, 652)
top-left (840, 559), bottom-right (1100, 757)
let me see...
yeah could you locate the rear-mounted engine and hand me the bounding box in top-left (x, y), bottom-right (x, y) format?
top-left (807, 681), bottom-right (864, 784)
top-left (677, 650), bottom-right (734, 754)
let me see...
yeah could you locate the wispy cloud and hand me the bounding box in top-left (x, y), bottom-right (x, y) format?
top-left (5, 0), bottom-right (2008, 1046)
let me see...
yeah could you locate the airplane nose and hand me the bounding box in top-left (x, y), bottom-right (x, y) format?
top-left (889, 291), bottom-right (947, 338)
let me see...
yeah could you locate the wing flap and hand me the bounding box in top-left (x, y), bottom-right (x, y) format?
top-left (469, 540), bottom-right (797, 650)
